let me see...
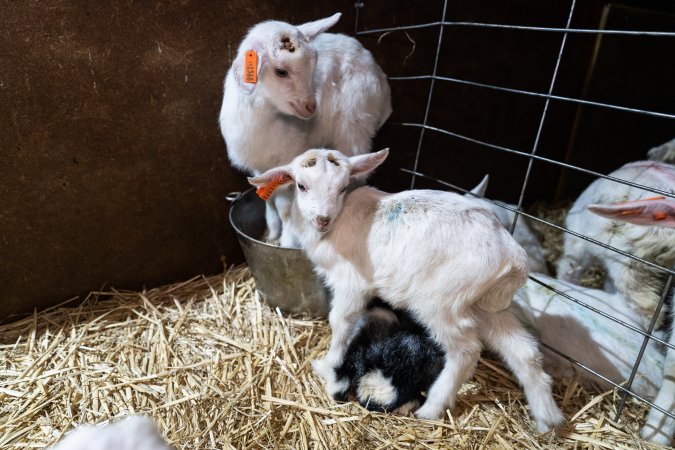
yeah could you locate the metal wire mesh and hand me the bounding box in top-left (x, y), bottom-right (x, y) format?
top-left (354, 0), bottom-right (675, 424)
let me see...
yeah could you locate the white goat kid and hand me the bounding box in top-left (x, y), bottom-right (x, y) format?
top-left (557, 161), bottom-right (675, 327)
top-left (220, 13), bottom-right (392, 244)
top-left (584, 197), bottom-right (675, 445)
top-left (49, 416), bottom-right (172, 450)
top-left (248, 149), bottom-right (564, 431)
top-left (514, 274), bottom-right (666, 400)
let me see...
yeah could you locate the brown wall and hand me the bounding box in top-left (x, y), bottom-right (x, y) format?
top-left (2, 0), bottom-right (674, 320)
top-left (0, 1), bottom-right (351, 319)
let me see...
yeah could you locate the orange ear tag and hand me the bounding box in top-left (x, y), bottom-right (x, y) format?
top-left (244, 50), bottom-right (258, 84)
top-left (654, 211), bottom-right (668, 221)
top-left (256, 173), bottom-right (290, 201)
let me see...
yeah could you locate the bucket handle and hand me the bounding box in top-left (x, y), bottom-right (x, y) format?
top-left (225, 191), bottom-right (242, 203)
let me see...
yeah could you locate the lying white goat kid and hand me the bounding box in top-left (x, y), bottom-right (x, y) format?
top-left (584, 196), bottom-right (675, 445)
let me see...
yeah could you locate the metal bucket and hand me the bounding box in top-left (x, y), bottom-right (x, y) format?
top-left (228, 189), bottom-right (330, 317)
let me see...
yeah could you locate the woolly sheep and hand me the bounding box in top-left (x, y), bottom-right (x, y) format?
top-left (219, 13), bottom-right (392, 244)
top-left (248, 148), bottom-right (564, 431)
top-left (584, 196), bottom-right (675, 445)
top-left (49, 416), bottom-right (173, 450)
top-left (556, 160), bottom-right (675, 328)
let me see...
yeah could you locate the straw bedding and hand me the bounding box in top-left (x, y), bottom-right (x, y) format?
top-left (0, 265), bottom-right (667, 449)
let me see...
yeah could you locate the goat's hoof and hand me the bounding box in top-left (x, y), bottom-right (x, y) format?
top-left (414, 402), bottom-right (444, 420)
top-left (311, 358), bottom-right (332, 381)
top-left (312, 359), bottom-right (349, 399)
top-left (392, 400), bottom-right (422, 416)
top-left (332, 388), bottom-right (349, 403)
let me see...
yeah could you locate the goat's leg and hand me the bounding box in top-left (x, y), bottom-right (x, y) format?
top-left (414, 311), bottom-right (481, 420)
top-left (263, 200), bottom-right (282, 242)
top-left (476, 307), bottom-right (565, 433)
top-left (275, 189), bottom-right (298, 247)
top-left (313, 289), bottom-right (368, 398)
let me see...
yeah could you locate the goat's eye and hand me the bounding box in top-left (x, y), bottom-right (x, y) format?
top-left (275, 69), bottom-right (289, 78)
top-left (297, 183), bottom-right (306, 192)
top-left (340, 186), bottom-right (348, 194)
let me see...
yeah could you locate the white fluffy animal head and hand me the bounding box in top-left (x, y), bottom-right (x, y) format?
top-left (248, 148), bottom-right (389, 234)
top-left (49, 416), bottom-right (173, 450)
top-left (231, 13), bottom-right (341, 119)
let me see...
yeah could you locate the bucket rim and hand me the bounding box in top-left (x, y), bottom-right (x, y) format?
top-left (228, 188), bottom-right (305, 252)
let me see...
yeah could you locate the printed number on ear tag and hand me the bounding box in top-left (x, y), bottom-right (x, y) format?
top-left (244, 50), bottom-right (258, 84)
top-left (256, 173), bottom-right (290, 201)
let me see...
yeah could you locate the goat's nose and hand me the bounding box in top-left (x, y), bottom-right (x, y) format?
top-left (316, 215), bottom-right (330, 228)
top-left (305, 99), bottom-right (316, 114)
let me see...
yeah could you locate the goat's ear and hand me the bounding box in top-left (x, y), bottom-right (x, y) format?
top-left (588, 197), bottom-right (675, 228)
top-left (231, 41), bottom-right (266, 95)
top-left (297, 13), bottom-right (341, 40)
top-left (468, 174), bottom-right (489, 197)
top-left (248, 166), bottom-right (294, 201)
top-left (247, 167), bottom-right (294, 188)
top-left (349, 148), bottom-right (389, 178)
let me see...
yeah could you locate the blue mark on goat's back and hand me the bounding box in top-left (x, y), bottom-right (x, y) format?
top-left (387, 202), bottom-right (405, 222)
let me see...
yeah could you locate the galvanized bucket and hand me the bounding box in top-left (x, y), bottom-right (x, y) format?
top-left (228, 189), bottom-right (330, 317)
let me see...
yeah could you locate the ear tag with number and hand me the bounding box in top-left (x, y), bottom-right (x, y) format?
top-left (256, 173), bottom-right (290, 201)
top-left (244, 50), bottom-right (258, 84)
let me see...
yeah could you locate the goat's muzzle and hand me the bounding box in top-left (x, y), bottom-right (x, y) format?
top-left (291, 99), bottom-right (316, 119)
top-left (315, 215), bottom-right (331, 232)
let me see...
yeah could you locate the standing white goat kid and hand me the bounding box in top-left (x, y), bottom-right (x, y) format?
top-left (248, 148), bottom-right (564, 432)
top-left (220, 13), bottom-right (391, 245)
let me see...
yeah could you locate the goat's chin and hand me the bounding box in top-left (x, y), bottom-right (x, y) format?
top-left (315, 224), bottom-right (331, 234)
top-left (290, 103), bottom-right (314, 119)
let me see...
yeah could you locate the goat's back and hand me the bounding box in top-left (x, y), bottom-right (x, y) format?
top-left (327, 188), bottom-right (528, 311)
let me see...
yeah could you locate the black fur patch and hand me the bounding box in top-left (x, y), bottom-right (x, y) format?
top-left (335, 298), bottom-right (445, 412)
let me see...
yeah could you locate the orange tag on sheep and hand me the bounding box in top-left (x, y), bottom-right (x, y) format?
top-left (256, 173), bottom-right (290, 201)
top-left (244, 50), bottom-right (258, 84)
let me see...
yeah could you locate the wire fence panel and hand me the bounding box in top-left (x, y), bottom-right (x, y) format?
top-left (355, 0), bottom-right (675, 425)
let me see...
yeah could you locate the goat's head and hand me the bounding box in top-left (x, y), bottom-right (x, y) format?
top-left (231, 13), bottom-right (341, 119)
top-left (248, 148), bottom-right (389, 234)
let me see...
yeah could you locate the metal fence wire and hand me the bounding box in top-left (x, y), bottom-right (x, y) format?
top-left (353, 0), bottom-right (675, 423)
